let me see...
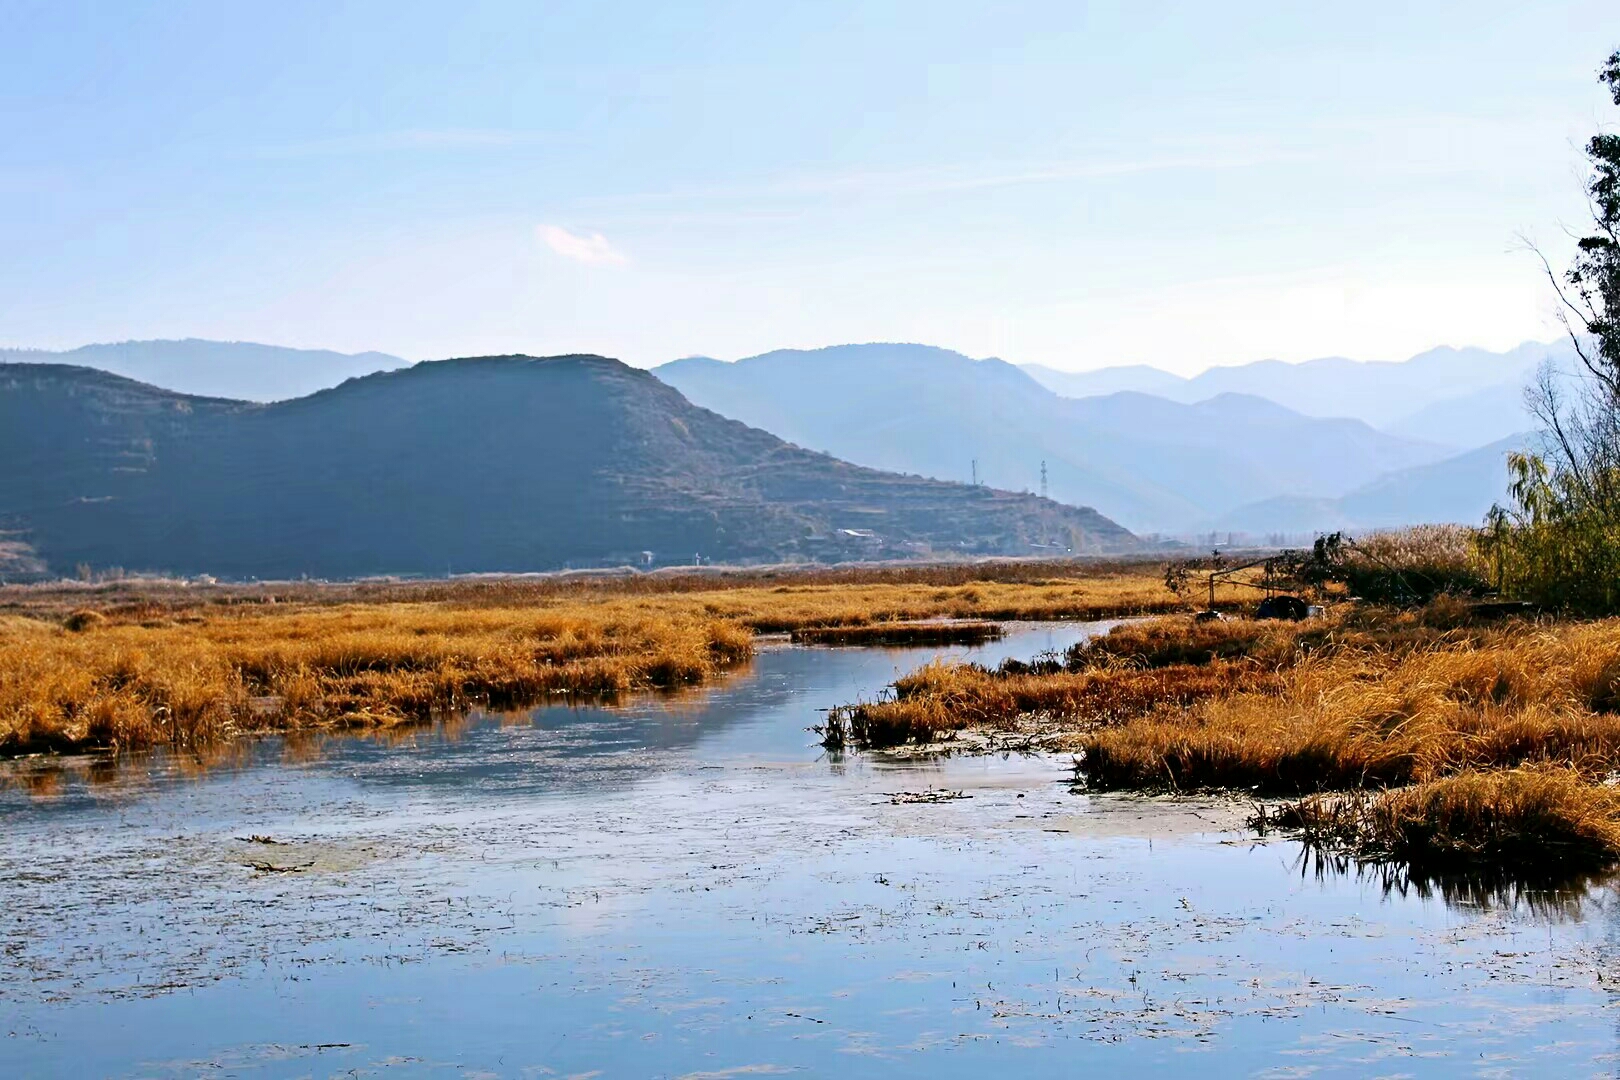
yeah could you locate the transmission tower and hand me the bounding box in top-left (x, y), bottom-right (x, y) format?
top-left (1040, 460), bottom-right (1048, 499)
top-left (971, 459), bottom-right (978, 486)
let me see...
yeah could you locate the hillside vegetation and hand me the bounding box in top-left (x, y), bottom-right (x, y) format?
top-left (0, 356), bottom-right (1134, 580)
top-left (656, 344), bottom-right (1453, 533)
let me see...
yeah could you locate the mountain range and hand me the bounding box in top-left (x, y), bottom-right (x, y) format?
top-left (2, 336), bottom-right (1560, 558)
top-left (0, 356), bottom-right (1133, 580)
top-left (5, 337), bottom-right (1560, 445)
top-left (655, 344), bottom-right (1458, 534)
top-left (1209, 433), bottom-right (1532, 535)
top-left (1020, 340), bottom-right (1563, 441)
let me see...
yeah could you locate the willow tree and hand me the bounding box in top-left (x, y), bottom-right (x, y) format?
top-left (1484, 49), bottom-right (1620, 611)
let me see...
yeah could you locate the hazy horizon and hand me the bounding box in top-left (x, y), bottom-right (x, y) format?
top-left (2, 2), bottom-right (1612, 376)
top-left (0, 333), bottom-right (1569, 380)
top-left (667, 335), bottom-right (1568, 376)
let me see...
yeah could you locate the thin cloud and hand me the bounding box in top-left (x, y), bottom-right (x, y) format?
top-left (581, 141), bottom-right (1315, 207)
top-left (253, 129), bottom-right (543, 159)
top-left (539, 224), bottom-right (628, 266)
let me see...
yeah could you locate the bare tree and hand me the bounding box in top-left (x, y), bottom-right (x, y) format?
top-left (1487, 50), bottom-right (1620, 610)
top-left (1518, 49), bottom-right (1620, 496)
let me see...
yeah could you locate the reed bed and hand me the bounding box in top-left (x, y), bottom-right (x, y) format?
top-left (0, 560), bottom-right (1189, 756)
top-left (0, 572), bottom-right (1204, 633)
top-left (827, 657), bottom-right (1277, 748)
top-left (0, 557), bottom-right (1198, 618)
top-left (838, 604), bottom-right (1620, 780)
top-left (1258, 768), bottom-right (1620, 873)
top-left (0, 605), bottom-right (751, 754)
top-left (834, 600), bottom-right (1620, 870)
top-left (1080, 615), bottom-right (1620, 792)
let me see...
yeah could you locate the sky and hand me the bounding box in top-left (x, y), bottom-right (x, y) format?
top-left (0, 1), bottom-right (1615, 375)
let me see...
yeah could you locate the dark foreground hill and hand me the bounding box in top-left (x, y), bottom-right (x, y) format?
top-left (0, 356), bottom-right (1135, 579)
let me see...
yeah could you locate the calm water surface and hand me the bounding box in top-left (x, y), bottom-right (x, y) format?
top-left (3, 622), bottom-right (1620, 1078)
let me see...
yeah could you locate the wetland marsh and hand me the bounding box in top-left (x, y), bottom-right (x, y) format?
top-left (5, 623), bottom-right (1619, 1077)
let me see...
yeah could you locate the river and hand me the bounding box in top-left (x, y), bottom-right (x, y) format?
top-left (3, 622), bottom-right (1617, 1077)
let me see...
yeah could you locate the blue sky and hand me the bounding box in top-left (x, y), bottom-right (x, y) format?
top-left (1, 1), bottom-right (1614, 373)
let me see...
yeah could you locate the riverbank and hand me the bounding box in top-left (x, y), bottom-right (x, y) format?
top-left (831, 601), bottom-right (1620, 872)
top-left (6, 623), bottom-right (1613, 1075)
top-left (1, 559), bottom-right (1210, 755)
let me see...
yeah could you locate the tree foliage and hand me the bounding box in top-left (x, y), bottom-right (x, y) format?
top-left (1484, 49), bottom-right (1620, 613)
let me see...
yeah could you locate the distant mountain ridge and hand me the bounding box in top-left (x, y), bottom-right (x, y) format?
top-left (1209, 434), bottom-right (1532, 535)
top-left (1383, 381), bottom-right (1535, 447)
top-left (0, 356), bottom-right (1134, 579)
top-left (0, 339), bottom-right (407, 402)
top-left (1021, 340), bottom-right (1564, 436)
top-left (8, 336), bottom-right (1555, 541)
top-left (13, 336), bottom-right (1556, 441)
top-left (1021, 362), bottom-right (1188, 400)
top-left (655, 344), bottom-right (1452, 534)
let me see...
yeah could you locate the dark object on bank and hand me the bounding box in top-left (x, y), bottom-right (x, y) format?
top-left (62, 609), bottom-right (107, 632)
top-left (1467, 600), bottom-right (1538, 620)
top-left (792, 622), bottom-right (1005, 647)
top-left (1256, 595), bottom-right (1311, 621)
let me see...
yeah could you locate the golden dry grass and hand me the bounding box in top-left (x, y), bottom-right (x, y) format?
top-left (1261, 768), bottom-right (1620, 872)
top-left (0, 604), bottom-right (753, 754)
top-left (0, 559), bottom-right (1188, 755)
top-left (0, 557), bottom-right (1201, 622)
top-left (826, 656), bottom-right (1278, 748)
top-left (838, 598), bottom-right (1620, 869)
top-left (1081, 614), bottom-right (1620, 792)
top-left (836, 603), bottom-right (1620, 783)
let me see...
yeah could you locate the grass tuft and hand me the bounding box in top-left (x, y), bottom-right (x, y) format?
top-left (1257, 768), bottom-right (1620, 872)
top-left (62, 609), bottom-right (106, 632)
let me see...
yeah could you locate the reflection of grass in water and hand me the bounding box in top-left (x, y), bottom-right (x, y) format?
top-left (3, 672), bottom-right (760, 796)
top-left (1257, 768), bottom-right (1620, 879)
top-left (12, 767), bottom-right (63, 799)
top-left (2, 738), bottom-right (257, 801)
top-left (0, 712), bottom-right (469, 801)
top-left (1289, 831), bottom-right (1618, 921)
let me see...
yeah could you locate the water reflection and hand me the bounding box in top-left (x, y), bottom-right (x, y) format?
top-left (1293, 841), bottom-right (1620, 921)
top-left (1, 737), bottom-right (261, 803)
top-left (0, 622), bottom-right (1109, 811)
top-left (6, 619), bottom-right (1620, 1076)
